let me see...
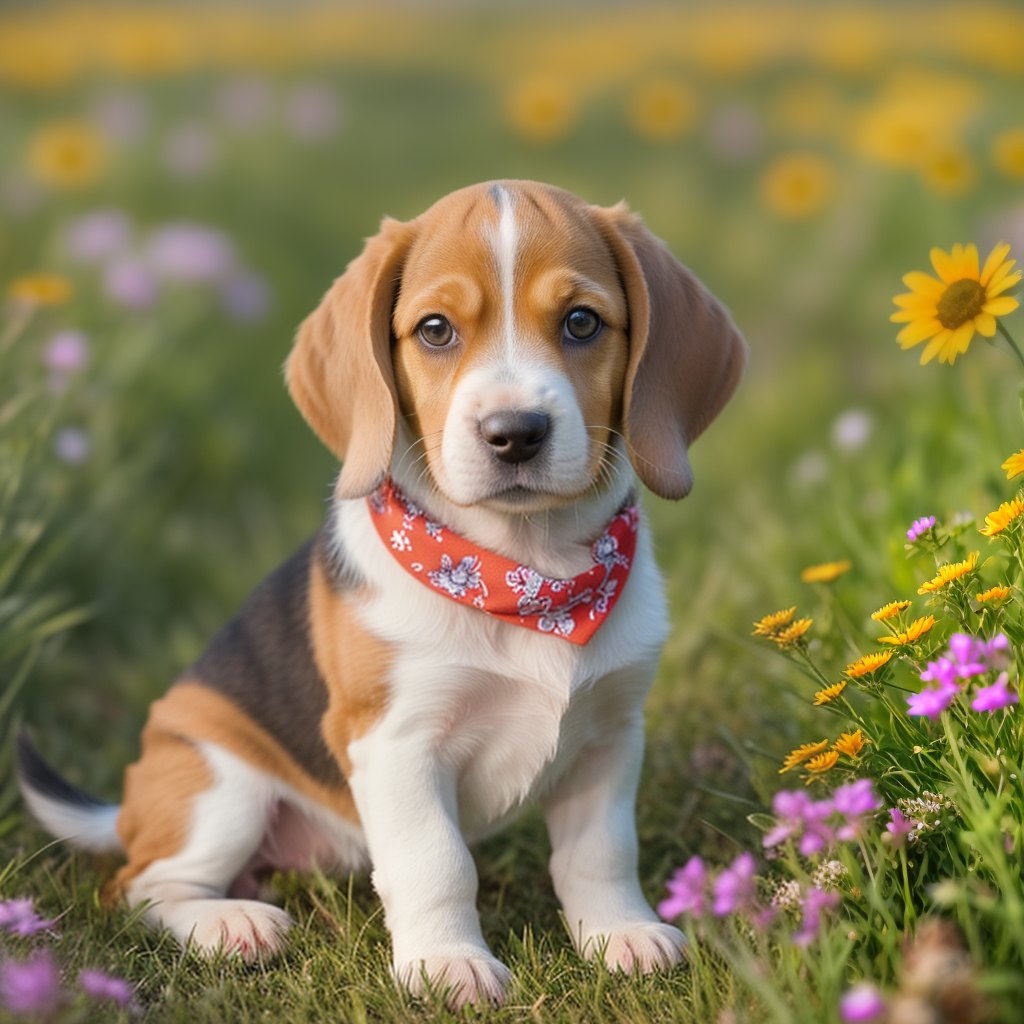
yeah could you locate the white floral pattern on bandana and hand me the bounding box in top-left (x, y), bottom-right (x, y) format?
top-left (367, 480), bottom-right (639, 645)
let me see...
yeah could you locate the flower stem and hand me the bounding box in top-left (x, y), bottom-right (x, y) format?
top-left (998, 320), bottom-right (1024, 375)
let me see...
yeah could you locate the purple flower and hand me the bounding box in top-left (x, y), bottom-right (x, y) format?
top-left (885, 808), bottom-right (914, 847)
top-left (920, 657), bottom-right (958, 688)
top-left (712, 852), bottom-right (756, 916)
top-left (658, 856), bottom-right (706, 919)
top-left (54, 427), bottom-right (90, 465)
top-left (90, 90), bottom-right (149, 144)
top-left (978, 633), bottom-right (1010, 671)
top-left (146, 223), bottom-right (235, 282)
top-left (163, 122), bottom-right (218, 178)
top-left (103, 258), bottom-right (159, 309)
top-left (839, 983), bottom-right (886, 1022)
top-left (65, 209), bottom-right (132, 263)
top-left (216, 77), bottom-right (273, 131)
top-left (0, 899), bottom-right (55, 936)
top-left (833, 779), bottom-right (882, 841)
top-left (907, 679), bottom-right (959, 720)
top-left (763, 790), bottom-right (836, 855)
top-left (80, 969), bottom-right (134, 1007)
top-left (971, 673), bottom-right (1019, 712)
top-left (906, 515), bottom-right (936, 541)
top-left (0, 950), bottom-right (61, 1017)
top-left (793, 887), bottom-right (840, 946)
top-left (44, 331), bottom-right (90, 392)
top-left (284, 83), bottom-right (342, 141)
top-left (220, 271), bottom-right (270, 323)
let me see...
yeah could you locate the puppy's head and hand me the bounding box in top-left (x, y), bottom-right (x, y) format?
top-left (287, 181), bottom-right (746, 507)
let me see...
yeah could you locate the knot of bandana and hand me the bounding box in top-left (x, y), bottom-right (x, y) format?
top-left (366, 480), bottom-right (639, 645)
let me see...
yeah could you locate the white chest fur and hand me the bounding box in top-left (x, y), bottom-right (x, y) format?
top-left (336, 497), bottom-right (670, 840)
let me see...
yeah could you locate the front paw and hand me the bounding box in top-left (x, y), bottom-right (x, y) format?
top-left (584, 922), bottom-right (687, 973)
top-left (396, 953), bottom-right (512, 1008)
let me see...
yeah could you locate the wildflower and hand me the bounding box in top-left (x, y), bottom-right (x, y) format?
top-left (506, 75), bottom-right (576, 142)
top-left (878, 615), bottom-right (935, 645)
top-left (832, 730), bottom-right (864, 758)
top-left (712, 852), bottom-right (756, 915)
top-left (216, 77), bottom-right (273, 132)
top-left (752, 607), bottom-right (796, 637)
top-left (657, 856), bottom-right (707, 919)
top-left (43, 331), bottom-right (89, 392)
top-left (906, 516), bottom-right (936, 542)
top-left (980, 497), bottom-right (1024, 537)
top-left (7, 274), bottom-right (73, 306)
top-left (977, 585), bottom-right (1012, 604)
top-left (221, 272), bottom-right (271, 324)
top-left (971, 673), bottom-right (1019, 712)
top-left (65, 209), bottom-right (132, 263)
top-left (284, 83), bottom-right (342, 142)
top-left (0, 899), bottom-right (55, 937)
top-left (992, 127), bottom-right (1024, 180)
top-left (1002, 450), bottom-right (1024, 481)
top-left (104, 259), bottom-right (159, 310)
top-left (164, 122), bottom-right (218, 179)
top-left (794, 887), bottom-right (840, 945)
top-left (833, 778), bottom-right (882, 839)
top-left (628, 78), bottom-right (698, 141)
top-left (27, 121), bottom-right (107, 189)
top-left (890, 243), bottom-right (1020, 364)
top-left (79, 969), bottom-right (134, 1007)
top-left (770, 879), bottom-right (803, 910)
top-left (759, 152), bottom-right (836, 219)
top-left (779, 739), bottom-right (829, 773)
top-left (813, 681), bottom-right (846, 705)
top-left (907, 679), bottom-right (959, 719)
top-left (0, 950), bottom-right (61, 1017)
top-left (918, 552), bottom-right (980, 595)
top-left (146, 223), bottom-right (235, 281)
top-left (846, 651), bottom-right (893, 677)
top-left (806, 750), bottom-right (839, 774)
top-left (839, 983), bottom-right (887, 1022)
top-left (811, 859), bottom-right (847, 891)
top-left (54, 427), bottom-right (90, 465)
top-left (773, 618), bottom-right (813, 647)
top-left (763, 789), bottom-right (836, 855)
top-left (90, 90), bottom-right (149, 145)
top-left (871, 600), bottom-right (911, 622)
top-left (800, 559), bottom-right (852, 583)
top-left (885, 808), bottom-right (915, 847)
top-left (831, 409), bottom-right (872, 451)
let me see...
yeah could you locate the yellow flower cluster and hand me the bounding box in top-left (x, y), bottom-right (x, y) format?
top-left (752, 607), bottom-right (797, 637)
top-left (977, 585), bottom-right (1012, 604)
top-left (779, 731), bottom-right (865, 779)
top-left (1003, 451), bottom-right (1024, 481)
top-left (917, 553), bottom-right (979, 594)
top-left (778, 739), bottom-right (829, 774)
top-left (877, 615), bottom-right (936, 646)
top-left (813, 681), bottom-right (846, 705)
top-left (7, 274), bottom-right (73, 306)
top-left (871, 600), bottom-right (911, 622)
top-left (752, 607), bottom-right (813, 648)
top-left (800, 559), bottom-right (852, 584)
top-left (980, 498), bottom-right (1024, 537)
top-left (846, 651), bottom-right (893, 677)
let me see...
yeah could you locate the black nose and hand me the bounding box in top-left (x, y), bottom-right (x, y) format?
top-left (480, 409), bottom-right (549, 464)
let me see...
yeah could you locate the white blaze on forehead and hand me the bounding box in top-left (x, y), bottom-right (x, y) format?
top-left (486, 184), bottom-right (519, 360)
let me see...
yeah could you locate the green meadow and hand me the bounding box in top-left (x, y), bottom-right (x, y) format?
top-left (1, 4), bottom-right (1024, 1021)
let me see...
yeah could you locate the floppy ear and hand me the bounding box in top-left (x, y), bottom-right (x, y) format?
top-left (286, 217), bottom-right (416, 500)
top-left (592, 203), bottom-right (747, 500)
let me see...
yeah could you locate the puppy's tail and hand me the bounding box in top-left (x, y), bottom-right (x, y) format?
top-left (15, 731), bottom-right (123, 854)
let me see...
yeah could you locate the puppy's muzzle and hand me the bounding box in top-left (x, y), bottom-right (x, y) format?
top-left (480, 409), bottom-right (549, 464)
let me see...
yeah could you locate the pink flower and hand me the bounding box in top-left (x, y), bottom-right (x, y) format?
top-left (65, 209), bottom-right (132, 263)
top-left (906, 515), bottom-right (936, 541)
top-left (763, 789), bottom-right (835, 855)
top-left (103, 258), bottom-right (159, 309)
top-left (284, 83), bottom-right (342, 141)
top-left (833, 779), bottom-right (882, 841)
top-left (793, 887), bottom-right (840, 946)
top-left (947, 634), bottom-right (987, 678)
top-left (907, 679), bottom-right (959, 719)
top-left (53, 427), bottom-right (90, 465)
top-left (839, 983), bottom-right (886, 1021)
top-left (163, 122), bottom-right (218, 178)
top-left (712, 852), bottom-right (756, 916)
top-left (146, 222), bottom-right (235, 282)
top-left (885, 808), bottom-right (914, 847)
top-left (80, 969), bottom-right (134, 1007)
top-left (971, 673), bottom-right (1019, 712)
top-left (658, 856), bottom-right (706, 919)
top-left (0, 950), bottom-right (61, 1017)
top-left (920, 657), bottom-right (958, 688)
top-left (0, 899), bottom-right (55, 936)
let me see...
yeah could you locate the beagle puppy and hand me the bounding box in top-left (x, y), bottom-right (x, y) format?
top-left (18, 180), bottom-right (745, 1007)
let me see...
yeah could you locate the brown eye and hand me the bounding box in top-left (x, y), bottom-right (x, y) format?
top-left (564, 307), bottom-right (602, 343)
top-left (418, 315), bottom-right (454, 348)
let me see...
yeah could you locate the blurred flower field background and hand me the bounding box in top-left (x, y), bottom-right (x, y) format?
top-left (2, 2), bottom-right (1024, 1022)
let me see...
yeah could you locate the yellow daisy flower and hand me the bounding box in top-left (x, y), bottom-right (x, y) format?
top-left (1002, 450), bottom-right (1024, 480)
top-left (806, 750), bottom-right (840, 774)
top-left (813, 681), bottom-right (846, 705)
top-left (759, 152), bottom-right (836, 220)
top-left (890, 243), bottom-right (1021, 364)
top-left (878, 615), bottom-right (936, 646)
top-left (980, 498), bottom-right (1024, 537)
top-left (832, 730), bottom-right (865, 758)
top-left (773, 618), bottom-right (813, 648)
top-left (27, 121), bottom-right (107, 189)
top-left (7, 273), bottom-right (73, 306)
top-left (846, 651), bottom-right (893, 677)
top-left (977, 585), bottom-right (1012, 604)
top-left (779, 739), bottom-right (829, 774)
top-left (505, 75), bottom-right (576, 142)
top-left (871, 600), bottom-right (911, 622)
top-left (628, 78), bottom-right (698, 141)
top-left (917, 552), bottom-right (979, 594)
top-left (752, 607), bottom-right (796, 637)
top-left (992, 127), bottom-right (1024, 180)
top-left (800, 559), bottom-right (852, 584)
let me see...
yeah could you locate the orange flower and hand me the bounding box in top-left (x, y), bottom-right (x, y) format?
top-left (800, 560), bottom-right (852, 583)
top-left (806, 750), bottom-right (840, 774)
top-left (980, 498), bottom-right (1024, 537)
top-left (752, 607), bottom-right (797, 637)
top-left (977, 585), bottom-right (1012, 604)
top-left (878, 615), bottom-right (935, 646)
top-left (773, 618), bottom-right (813, 647)
top-left (832, 730), bottom-right (865, 758)
top-left (1002, 450), bottom-right (1024, 481)
top-left (871, 600), bottom-right (911, 622)
top-left (918, 552), bottom-right (979, 594)
top-left (813, 681), bottom-right (846, 705)
top-left (779, 739), bottom-right (829, 774)
top-left (846, 651), bottom-right (893, 677)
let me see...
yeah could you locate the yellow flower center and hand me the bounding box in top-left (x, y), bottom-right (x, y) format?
top-left (936, 278), bottom-right (986, 329)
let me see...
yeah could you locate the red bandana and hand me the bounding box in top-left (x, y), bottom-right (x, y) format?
top-left (367, 480), bottom-right (639, 645)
